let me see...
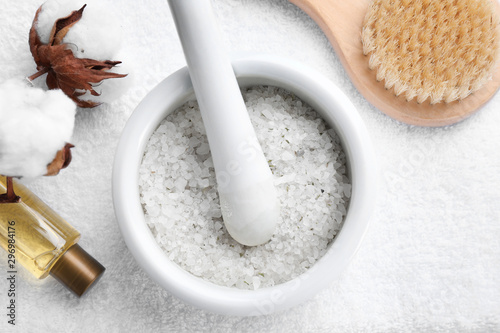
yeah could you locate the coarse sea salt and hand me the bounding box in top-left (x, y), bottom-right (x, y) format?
top-left (138, 86), bottom-right (350, 290)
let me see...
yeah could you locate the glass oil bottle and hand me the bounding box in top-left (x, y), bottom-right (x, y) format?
top-left (0, 177), bottom-right (105, 296)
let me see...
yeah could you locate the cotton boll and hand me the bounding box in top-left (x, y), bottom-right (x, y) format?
top-left (33, 0), bottom-right (128, 106)
top-left (36, 0), bottom-right (122, 60)
top-left (0, 79), bottom-right (76, 179)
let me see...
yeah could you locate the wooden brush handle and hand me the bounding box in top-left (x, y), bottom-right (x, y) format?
top-left (290, 0), bottom-right (500, 126)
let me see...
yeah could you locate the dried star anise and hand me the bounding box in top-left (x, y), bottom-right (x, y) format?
top-left (28, 4), bottom-right (127, 108)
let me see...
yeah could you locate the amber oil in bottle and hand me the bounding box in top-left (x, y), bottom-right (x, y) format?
top-left (0, 177), bottom-right (105, 296)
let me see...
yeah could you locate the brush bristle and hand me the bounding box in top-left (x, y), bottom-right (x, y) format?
top-left (362, 0), bottom-right (500, 104)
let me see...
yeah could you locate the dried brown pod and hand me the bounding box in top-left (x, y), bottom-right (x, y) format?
top-left (45, 143), bottom-right (75, 176)
top-left (29, 4), bottom-right (127, 108)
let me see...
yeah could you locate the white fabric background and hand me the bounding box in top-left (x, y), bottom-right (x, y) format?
top-left (1, 0), bottom-right (499, 332)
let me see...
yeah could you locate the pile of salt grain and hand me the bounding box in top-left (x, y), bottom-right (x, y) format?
top-left (139, 86), bottom-right (351, 290)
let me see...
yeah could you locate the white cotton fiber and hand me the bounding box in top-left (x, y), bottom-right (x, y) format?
top-left (0, 79), bottom-right (76, 178)
top-left (36, 0), bottom-right (122, 61)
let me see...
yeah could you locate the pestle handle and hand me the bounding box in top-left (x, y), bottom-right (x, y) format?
top-left (167, 0), bottom-right (280, 246)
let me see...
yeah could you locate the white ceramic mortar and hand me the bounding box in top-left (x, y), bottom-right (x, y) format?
top-left (112, 54), bottom-right (377, 316)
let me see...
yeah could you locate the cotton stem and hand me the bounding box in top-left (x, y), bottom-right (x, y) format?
top-left (28, 67), bottom-right (49, 82)
top-left (0, 176), bottom-right (21, 204)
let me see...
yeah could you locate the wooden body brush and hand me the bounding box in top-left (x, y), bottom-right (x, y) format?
top-left (289, 0), bottom-right (500, 126)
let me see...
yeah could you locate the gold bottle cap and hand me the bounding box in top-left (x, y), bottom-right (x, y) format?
top-left (49, 244), bottom-right (105, 297)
